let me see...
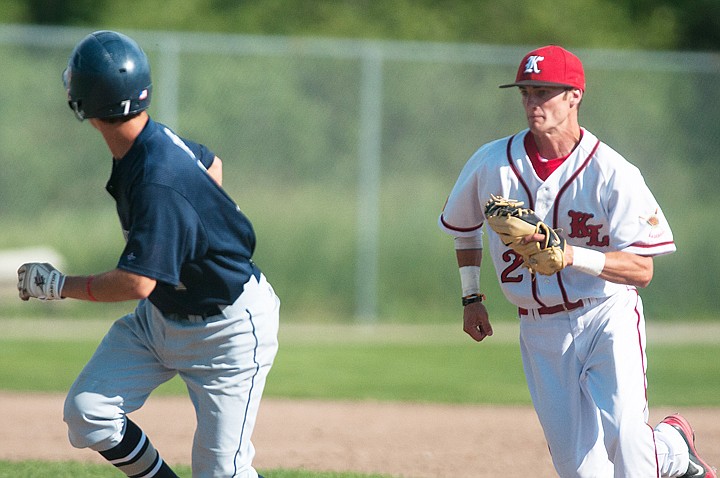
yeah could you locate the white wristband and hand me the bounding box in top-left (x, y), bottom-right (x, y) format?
top-left (459, 266), bottom-right (481, 296)
top-left (571, 246), bottom-right (605, 276)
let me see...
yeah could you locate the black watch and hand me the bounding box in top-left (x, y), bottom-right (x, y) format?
top-left (462, 293), bottom-right (486, 306)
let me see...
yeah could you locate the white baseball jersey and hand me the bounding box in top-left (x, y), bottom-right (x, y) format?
top-left (439, 128), bottom-right (687, 476)
top-left (439, 127), bottom-right (676, 308)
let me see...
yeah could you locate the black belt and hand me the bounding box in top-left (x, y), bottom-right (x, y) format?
top-left (162, 264), bottom-right (261, 322)
top-left (165, 305), bottom-right (223, 322)
top-left (518, 299), bottom-right (583, 316)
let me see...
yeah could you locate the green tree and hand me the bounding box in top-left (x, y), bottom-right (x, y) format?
top-left (2, 0), bottom-right (718, 51)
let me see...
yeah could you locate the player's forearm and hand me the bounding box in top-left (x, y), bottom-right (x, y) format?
top-left (598, 251), bottom-right (653, 287)
top-left (455, 248), bottom-right (482, 267)
top-left (62, 269), bottom-right (157, 302)
top-left (568, 246), bottom-right (653, 288)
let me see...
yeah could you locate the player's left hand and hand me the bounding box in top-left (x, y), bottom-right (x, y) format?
top-left (17, 262), bottom-right (66, 301)
top-left (463, 302), bottom-right (493, 342)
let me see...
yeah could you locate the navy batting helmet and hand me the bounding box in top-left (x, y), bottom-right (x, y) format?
top-left (63, 31), bottom-right (152, 121)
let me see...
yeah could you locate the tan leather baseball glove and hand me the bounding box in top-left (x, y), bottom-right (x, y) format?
top-left (484, 195), bottom-right (566, 275)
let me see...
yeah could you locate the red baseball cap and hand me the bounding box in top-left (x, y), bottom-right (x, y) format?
top-left (499, 45), bottom-right (585, 91)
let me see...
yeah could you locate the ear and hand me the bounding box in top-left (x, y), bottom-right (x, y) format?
top-left (569, 89), bottom-right (583, 107)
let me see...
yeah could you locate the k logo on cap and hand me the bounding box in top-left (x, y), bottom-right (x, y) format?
top-left (524, 55), bottom-right (545, 74)
top-left (500, 45), bottom-right (585, 91)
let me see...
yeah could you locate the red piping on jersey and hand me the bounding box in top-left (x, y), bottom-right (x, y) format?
top-left (631, 287), bottom-right (660, 477)
top-left (629, 240), bottom-right (675, 250)
top-left (506, 134), bottom-right (602, 308)
top-left (506, 135), bottom-right (535, 210)
top-left (439, 214), bottom-right (483, 233)
top-left (552, 139), bottom-right (601, 304)
top-left (632, 288), bottom-right (650, 407)
top-left (551, 139), bottom-right (601, 227)
top-left (506, 134), bottom-right (546, 306)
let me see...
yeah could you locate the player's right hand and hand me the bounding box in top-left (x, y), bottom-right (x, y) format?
top-left (463, 302), bottom-right (493, 342)
top-left (17, 262), bottom-right (66, 301)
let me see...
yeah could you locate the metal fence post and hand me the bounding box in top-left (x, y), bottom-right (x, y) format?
top-left (155, 35), bottom-right (180, 129)
top-left (355, 44), bottom-right (383, 321)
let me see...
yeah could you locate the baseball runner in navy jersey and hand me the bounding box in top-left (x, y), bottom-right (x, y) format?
top-left (439, 45), bottom-right (716, 477)
top-left (17, 31), bottom-right (278, 478)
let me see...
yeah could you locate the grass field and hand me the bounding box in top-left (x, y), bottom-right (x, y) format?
top-left (1, 319), bottom-right (718, 477)
top-left (2, 320), bottom-right (719, 406)
top-left (0, 460), bottom-right (395, 478)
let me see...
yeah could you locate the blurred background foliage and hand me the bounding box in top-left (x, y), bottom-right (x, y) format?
top-left (1, 0), bottom-right (719, 51)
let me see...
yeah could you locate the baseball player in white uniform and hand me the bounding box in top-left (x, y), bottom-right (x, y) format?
top-left (439, 45), bottom-right (716, 477)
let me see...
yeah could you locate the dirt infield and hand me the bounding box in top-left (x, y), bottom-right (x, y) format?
top-left (1, 391), bottom-right (718, 477)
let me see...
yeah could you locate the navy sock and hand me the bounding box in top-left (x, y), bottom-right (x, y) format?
top-left (99, 418), bottom-right (179, 478)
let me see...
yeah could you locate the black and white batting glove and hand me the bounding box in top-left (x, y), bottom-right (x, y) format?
top-left (17, 262), bottom-right (66, 301)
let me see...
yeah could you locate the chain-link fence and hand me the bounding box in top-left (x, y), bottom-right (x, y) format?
top-left (2, 24), bottom-right (719, 322)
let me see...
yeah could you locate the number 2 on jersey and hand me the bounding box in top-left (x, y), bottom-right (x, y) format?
top-left (500, 250), bottom-right (525, 283)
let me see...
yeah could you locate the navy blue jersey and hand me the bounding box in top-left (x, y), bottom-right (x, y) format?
top-left (106, 118), bottom-right (259, 315)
